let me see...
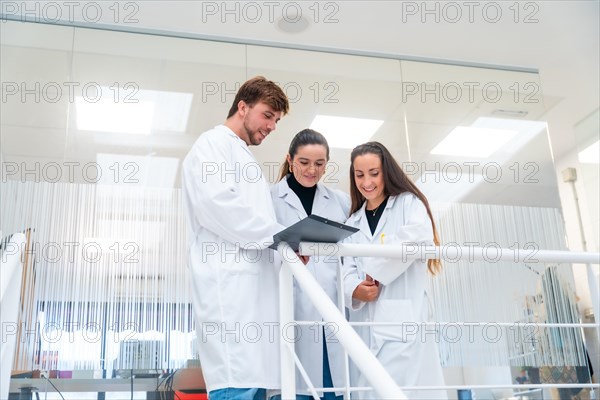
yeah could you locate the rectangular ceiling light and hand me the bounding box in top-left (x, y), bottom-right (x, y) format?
top-left (430, 126), bottom-right (518, 158)
top-left (310, 115), bottom-right (384, 149)
top-left (578, 140), bottom-right (599, 164)
top-left (76, 96), bottom-right (155, 135)
top-left (75, 88), bottom-right (193, 135)
top-left (149, 90), bottom-right (193, 132)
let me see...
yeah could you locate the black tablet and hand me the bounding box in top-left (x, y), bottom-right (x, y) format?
top-left (271, 214), bottom-right (359, 252)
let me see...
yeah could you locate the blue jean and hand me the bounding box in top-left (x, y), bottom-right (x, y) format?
top-left (210, 388), bottom-right (267, 400)
top-left (271, 335), bottom-right (343, 400)
top-left (321, 336), bottom-right (342, 400)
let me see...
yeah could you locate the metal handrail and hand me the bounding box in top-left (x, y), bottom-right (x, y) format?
top-left (277, 242), bottom-right (406, 400)
top-left (298, 243), bottom-right (600, 264)
top-left (300, 242), bottom-right (600, 337)
top-left (277, 242), bottom-right (600, 399)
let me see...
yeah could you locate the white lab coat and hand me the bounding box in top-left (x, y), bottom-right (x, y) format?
top-left (342, 193), bottom-right (447, 400)
top-left (271, 176), bottom-right (350, 396)
top-left (182, 125), bottom-right (284, 392)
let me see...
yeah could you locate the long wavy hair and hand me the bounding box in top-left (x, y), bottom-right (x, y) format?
top-left (350, 142), bottom-right (441, 274)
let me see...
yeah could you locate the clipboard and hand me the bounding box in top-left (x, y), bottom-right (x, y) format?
top-left (271, 214), bottom-right (359, 252)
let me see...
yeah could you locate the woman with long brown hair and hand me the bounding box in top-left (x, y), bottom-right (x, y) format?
top-left (342, 142), bottom-right (446, 399)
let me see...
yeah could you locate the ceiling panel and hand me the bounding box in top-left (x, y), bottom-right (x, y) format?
top-left (72, 28), bottom-right (246, 66)
top-left (0, 21), bottom-right (561, 209)
top-left (1, 93), bottom-right (69, 130)
top-left (1, 46), bottom-right (71, 83)
top-left (1, 126), bottom-right (67, 159)
top-left (0, 20), bottom-right (74, 50)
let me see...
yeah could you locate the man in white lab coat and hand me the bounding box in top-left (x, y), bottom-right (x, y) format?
top-left (182, 76), bottom-right (290, 400)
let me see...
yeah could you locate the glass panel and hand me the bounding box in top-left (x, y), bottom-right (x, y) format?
top-left (65, 28), bottom-right (247, 188)
top-left (1, 22), bottom-right (74, 170)
top-left (246, 45), bottom-right (408, 190)
top-left (400, 60), bottom-right (559, 208)
top-left (1, 22), bottom-right (243, 375)
top-left (398, 61), bottom-right (589, 398)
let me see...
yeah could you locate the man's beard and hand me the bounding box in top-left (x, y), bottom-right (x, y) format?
top-left (243, 121), bottom-right (262, 146)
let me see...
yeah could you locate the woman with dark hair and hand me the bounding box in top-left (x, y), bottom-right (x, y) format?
top-left (342, 142), bottom-right (446, 399)
top-left (271, 129), bottom-right (350, 400)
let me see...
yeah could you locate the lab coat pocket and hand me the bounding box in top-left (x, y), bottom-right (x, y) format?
top-left (372, 299), bottom-right (415, 342)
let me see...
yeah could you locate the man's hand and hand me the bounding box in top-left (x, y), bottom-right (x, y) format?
top-left (352, 274), bottom-right (380, 302)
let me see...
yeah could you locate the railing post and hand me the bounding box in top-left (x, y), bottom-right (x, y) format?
top-left (278, 242), bottom-right (406, 400)
top-left (279, 250), bottom-right (296, 400)
top-left (337, 261), bottom-right (352, 400)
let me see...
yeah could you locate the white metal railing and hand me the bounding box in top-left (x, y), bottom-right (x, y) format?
top-left (300, 243), bottom-right (600, 264)
top-left (278, 242), bottom-right (600, 400)
top-left (1, 233), bottom-right (27, 400)
top-left (277, 242), bottom-right (406, 400)
top-left (301, 243), bottom-right (600, 327)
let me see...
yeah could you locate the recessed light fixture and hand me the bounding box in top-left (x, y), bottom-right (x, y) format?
top-left (75, 88), bottom-right (193, 135)
top-left (578, 140), bottom-right (599, 164)
top-left (310, 115), bottom-right (384, 149)
top-left (430, 126), bottom-right (518, 158)
top-left (276, 15), bottom-right (310, 33)
top-left (491, 109), bottom-right (529, 118)
top-left (76, 96), bottom-right (155, 135)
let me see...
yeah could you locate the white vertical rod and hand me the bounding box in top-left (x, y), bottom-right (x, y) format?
top-left (278, 242), bottom-right (406, 400)
top-left (279, 250), bottom-right (296, 400)
top-left (336, 261), bottom-right (351, 400)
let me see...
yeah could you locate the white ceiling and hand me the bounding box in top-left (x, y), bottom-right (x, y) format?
top-left (1, 1), bottom-right (597, 208)
top-left (3, 1), bottom-right (598, 157)
top-left (84, 0), bottom-right (595, 160)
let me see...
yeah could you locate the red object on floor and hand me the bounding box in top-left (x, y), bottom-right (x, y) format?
top-left (174, 389), bottom-right (208, 400)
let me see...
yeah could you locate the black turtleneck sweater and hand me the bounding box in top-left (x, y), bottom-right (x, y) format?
top-left (286, 174), bottom-right (317, 215)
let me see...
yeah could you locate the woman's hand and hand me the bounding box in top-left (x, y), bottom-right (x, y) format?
top-left (352, 274), bottom-right (380, 302)
top-left (295, 251), bottom-right (309, 265)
